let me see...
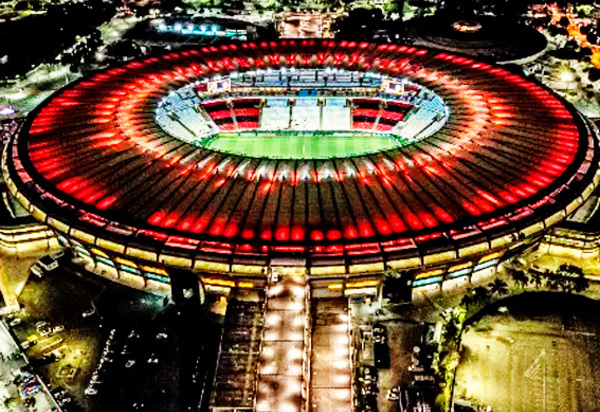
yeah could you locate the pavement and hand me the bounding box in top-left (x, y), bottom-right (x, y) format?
top-left (350, 301), bottom-right (429, 412)
top-left (0, 255), bottom-right (39, 309)
top-left (455, 295), bottom-right (600, 412)
top-left (256, 274), bottom-right (308, 412)
top-left (310, 298), bottom-right (352, 412)
top-left (10, 267), bottom-right (104, 409)
top-left (0, 320), bottom-right (60, 412)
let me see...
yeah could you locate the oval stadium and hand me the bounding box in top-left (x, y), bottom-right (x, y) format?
top-left (4, 40), bottom-right (599, 298)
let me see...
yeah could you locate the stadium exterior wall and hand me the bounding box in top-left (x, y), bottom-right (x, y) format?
top-left (5, 41), bottom-right (600, 299)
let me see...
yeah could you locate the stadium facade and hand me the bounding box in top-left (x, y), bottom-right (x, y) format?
top-left (4, 40), bottom-right (599, 298)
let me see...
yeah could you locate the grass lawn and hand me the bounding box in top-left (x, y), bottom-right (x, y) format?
top-left (203, 132), bottom-right (402, 159)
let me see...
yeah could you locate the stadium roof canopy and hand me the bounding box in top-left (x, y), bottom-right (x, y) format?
top-left (5, 40), bottom-right (599, 270)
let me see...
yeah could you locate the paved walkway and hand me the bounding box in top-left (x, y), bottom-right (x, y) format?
top-left (310, 299), bottom-right (352, 412)
top-left (256, 274), bottom-right (308, 412)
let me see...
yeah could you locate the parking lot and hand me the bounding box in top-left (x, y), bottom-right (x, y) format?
top-left (4, 262), bottom-right (222, 412)
top-left (9, 266), bottom-right (104, 409)
top-left (0, 319), bottom-right (59, 412)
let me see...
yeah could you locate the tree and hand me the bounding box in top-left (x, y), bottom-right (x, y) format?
top-left (471, 285), bottom-right (490, 306)
top-left (383, 0), bottom-right (405, 18)
top-left (545, 268), bottom-right (575, 293)
top-left (509, 268), bottom-right (529, 288)
top-left (573, 274), bottom-right (590, 293)
top-left (557, 264), bottom-right (589, 293)
top-left (529, 271), bottom-right (545, 288)
top-left (435, 305), bottom-right (467, 411)
top-left (3, 397), bottom-right (18, 411)
top-left (558, 264), bottom-right (584, 277)
top-left (460, 290), bottom-right (474, 309)
top-left (488, 278), bottom-right (508, 296)
top-left (440, 306), bottom-right (466, 345)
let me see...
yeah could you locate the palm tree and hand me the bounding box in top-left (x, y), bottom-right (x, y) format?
top-left (488, 279), bottom-right (508, 296)
top-left (558, 264), bottom-right (584, 277)
top-left (573, 274), bottom-right (590, 293)
top-left (472, 286), bottom-right (490, 306)
top-left (460, 292), bottom-right (474, 309)
top-left (509, 268), bottom-right (529, 288)
top-left (529, 271), bottom-right (545, 288)
top-left (557, 264), bottom-right (589, 293)
top-left (545, 270), bottom-right (572, 292)
top-left (440, 307), bottom-right (466, 345)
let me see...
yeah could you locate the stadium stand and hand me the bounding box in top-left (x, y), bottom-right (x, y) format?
top-left (7, 40), bottom-right (598, 286)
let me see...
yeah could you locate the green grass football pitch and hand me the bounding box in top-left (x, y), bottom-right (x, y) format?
top-left (203, 133), bottom-right (401, 159)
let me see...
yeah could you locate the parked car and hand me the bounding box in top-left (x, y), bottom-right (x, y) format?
top-left (35, 321), bottom-right (51, 332)
top-left (50, 250), bottom-right (65, 260)
top-left (386, 386), bottom-right (400, 400)
top-left (20, 341), bottom-right (33, 350)
top-left (30, 255), bottom-right (60, 278)
top-left (30, 263), bottom-right (44, 278)
top-left (38, 255), bottom-right (59, 271)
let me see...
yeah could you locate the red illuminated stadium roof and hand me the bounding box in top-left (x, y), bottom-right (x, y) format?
top-left (6, 40), bottom-right (599, 268)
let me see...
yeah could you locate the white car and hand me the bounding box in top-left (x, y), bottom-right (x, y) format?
top-left (35, 321), bottom-right (51, 332)
top-left (30, 263), bottom-right (44, 278)
top-left (30, 255), bottom-right (59, 278)
top-left (38, 255), bottom-right (59, 271)
top-left (39, 326), bottom-right (52, 337)
top-left (50, 250), bottom-right (65, 260)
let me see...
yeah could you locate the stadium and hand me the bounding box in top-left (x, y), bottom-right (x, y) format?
top-left (3, 40), bottom-right (599, 298)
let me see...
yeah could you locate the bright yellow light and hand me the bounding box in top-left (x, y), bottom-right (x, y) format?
top-left (114, 257), bottom-right (137, 268)
top-left (448, 261), bottom-right (473, 272)
top-left (416, 269), bottom-right (444, 279)
top-left (203, 277), bottom-right (235, 287)
top-left (478, 251), bottom-right (503, 264)
top-left (140, 265), bottom-right (168, 276)
top-left (90, 248), bottom-right (109, 258)
top-left (346, 279), bottom-right (378, 288)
